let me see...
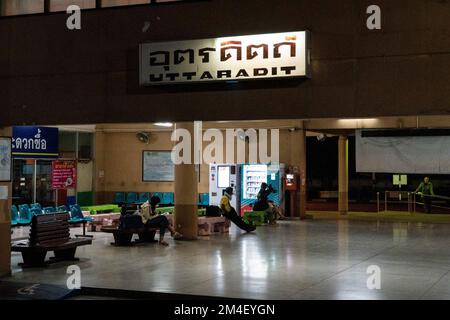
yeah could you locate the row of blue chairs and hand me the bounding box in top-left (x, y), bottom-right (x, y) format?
top-left (11, 203), bottom-right (93, 227)
top-left (113, 192), bottom-right (209, 206)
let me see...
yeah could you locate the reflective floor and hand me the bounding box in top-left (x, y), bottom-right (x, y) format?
top-left (8, 219), bottom-right (450, 300)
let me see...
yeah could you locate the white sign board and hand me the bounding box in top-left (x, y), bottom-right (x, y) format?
top-left (0, 186), bottom-right (8, 200)
top-left (140, 31), bottom-right (310, 85)
top-left (0, 137), bottom-right (11, 182)
top-left (393, 175), bottom-right (407, 186)
top-left (217, 166), bottom-right (230, 188)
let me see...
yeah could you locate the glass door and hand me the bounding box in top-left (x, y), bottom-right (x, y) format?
top-left (36, 160), bottom-right (54, 206)
top-left (12, 159), bottom-right (35, 206)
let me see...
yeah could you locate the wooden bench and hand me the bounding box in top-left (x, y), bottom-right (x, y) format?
top-left (101, 226), bottom-right (158, 246)
top-left (87, 212), bottom-right (121, 232)
top-left (11, 212), bottom-right (92, 268)
top-left (197, 216), bottom-right (230, 236)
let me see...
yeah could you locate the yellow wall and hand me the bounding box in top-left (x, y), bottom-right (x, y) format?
top-left (94, 127), bottom-right (295, 201)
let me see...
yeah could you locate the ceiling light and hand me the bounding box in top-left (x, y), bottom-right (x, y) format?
top-left (154, 122), bottom-right (173, 127)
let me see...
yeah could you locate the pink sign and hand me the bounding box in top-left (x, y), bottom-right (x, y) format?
top-left (52, 160), bottom-right (77, 189)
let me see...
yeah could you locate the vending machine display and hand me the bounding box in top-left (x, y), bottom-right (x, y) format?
top-left (240, 164), bottom-right (284, 215)
top-left (209, 164), bottom-right (238, 209)
top-left (242, 165), bottom-right (267, 200)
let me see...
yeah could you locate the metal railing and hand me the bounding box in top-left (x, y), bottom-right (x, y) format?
top-left (377, 191), bottom-right (412, 213)
top-left (412, 193), bottom-right (450, 214)
top-left (377, 191), bottom-right (450, 214)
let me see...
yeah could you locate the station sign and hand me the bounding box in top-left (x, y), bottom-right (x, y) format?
top-left (139, 31), bottom-right (311, 85)
top-left (12, 126), bottom-right (59, 159)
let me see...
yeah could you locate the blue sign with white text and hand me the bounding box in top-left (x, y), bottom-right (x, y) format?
top-left (12, 126), bottom-right (59, 159)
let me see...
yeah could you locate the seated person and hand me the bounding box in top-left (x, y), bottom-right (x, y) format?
top-left (140, 196), bottom-right (182, 246)
top-left (253, 183), bottom-right (274, 211)
top-left (253, 183), bottom-right (284, 224)
top-left (221, 187), bottom-right (256, 233)
top-left (266, 200), bottom-right (286, 225)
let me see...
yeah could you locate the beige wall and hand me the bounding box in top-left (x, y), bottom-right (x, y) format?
top-left (94, 126), bottom-right (294, 203)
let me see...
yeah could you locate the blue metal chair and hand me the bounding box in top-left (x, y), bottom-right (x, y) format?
top-left (30, 207), bottom-right (42, 216)
top-left (200, 193), bottom-right (209, 206)
top-left (11, 206), bottom-right (19, 226)
top-left (43, 206), bottom-right (56, 214)
top-left (18, 204), bottom-right (32, 225)
top-left (31, 203), bottom-right (42, 211)
top-left (69, 204), bottom-right (94, 238)
top-left (57, 205), bottom-right (69, 213)
top-left (162, 192), bottom-right (174, 205)
top-left (126, 192), bottom-right (138, 204)
top-left (113, 192), bottom-right (125, 204)
top-left (152, 192), bottom-right (164, 202)
top-left (138, 192), bottom-right (150, 203)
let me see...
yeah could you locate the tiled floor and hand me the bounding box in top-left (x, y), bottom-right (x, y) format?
top-left (7, 219), bottom-right (450, 300)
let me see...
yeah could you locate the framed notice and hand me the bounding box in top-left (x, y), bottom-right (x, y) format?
top-left (0, 137), bottom-right (12, 182)
top-left (52, 160), bottom-right (77, 190)
top-left (143, 151), bottom-right (175, 182)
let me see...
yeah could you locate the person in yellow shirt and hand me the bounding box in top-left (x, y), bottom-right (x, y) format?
top-left (221, 187), bottom-right (256, 232)
top-left (140, 196), bottom-right (182, 246)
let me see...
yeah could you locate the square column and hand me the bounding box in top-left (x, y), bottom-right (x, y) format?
top-left (338, 135), bottom-right (349, 215)
top-left (290, 123), bottom-right (307, 219)
top-left (174, 122), bottom-right (198, 240)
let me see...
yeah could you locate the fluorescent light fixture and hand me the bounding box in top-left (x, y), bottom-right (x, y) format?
top-left (154, 122), bottom-right (173, 127)
top-left (338, 118), bottom-right (377, 122)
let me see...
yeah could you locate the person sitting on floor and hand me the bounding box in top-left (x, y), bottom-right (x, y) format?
top-left (266, 200), bottom-right (286, 225)
top-left (140, 196), bottom-right (182, 246)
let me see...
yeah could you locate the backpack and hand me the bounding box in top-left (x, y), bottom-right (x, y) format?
top-left (119, 214), bottom-right (144, 230)
top-left (206, 206), bottom-right (223, 217)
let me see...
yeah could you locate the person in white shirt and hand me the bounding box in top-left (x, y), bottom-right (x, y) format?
top-left (140, 196), bottom-right (182, 246)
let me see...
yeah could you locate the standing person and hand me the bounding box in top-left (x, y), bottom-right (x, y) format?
top-left (140, 196), bottom-right (183, 246)
top-left (220, 187), bottom-right (256, 233)
top-left (415, 177), bottom-right (435, 213)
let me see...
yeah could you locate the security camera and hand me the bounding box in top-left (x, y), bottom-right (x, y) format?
top-left (316, 133), bottom-right (327, 142)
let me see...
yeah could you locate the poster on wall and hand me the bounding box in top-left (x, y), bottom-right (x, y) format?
top-left (52, 160), bottom-right (77, 189)
top-left (143, 151), bottom-right (175, 181)
top-left (0, 137), bottom-right (12, 182)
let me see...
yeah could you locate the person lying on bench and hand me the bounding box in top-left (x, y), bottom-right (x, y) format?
top-left (221, 187), bottom-right (256, 233)
top-left (140, 196), bottom-right (183, 246)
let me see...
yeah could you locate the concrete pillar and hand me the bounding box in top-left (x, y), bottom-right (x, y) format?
top-left (290, 122), bottom-right (307, 219)
top-left (174, 122), bottom-right (198, 240)
top-left (338, 135), bottom-right (349, 215)
top-left (0, 127), bottom-right (12, 277)
top-left (93, 128), bottom-right (106, 204)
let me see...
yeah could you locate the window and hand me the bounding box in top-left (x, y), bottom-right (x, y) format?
top-left (101, 0), bottom-right (149, 7)
top-left (59, 131), bottom-right (77, 159)
top-left (78, 132), bottom-right (93, 160)
top-left (1, 0), bottom-right (195, 17)
top-left (1, 0), bottom-right (44, 16)
top-left (50, 0), bottom-right (96, 12)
